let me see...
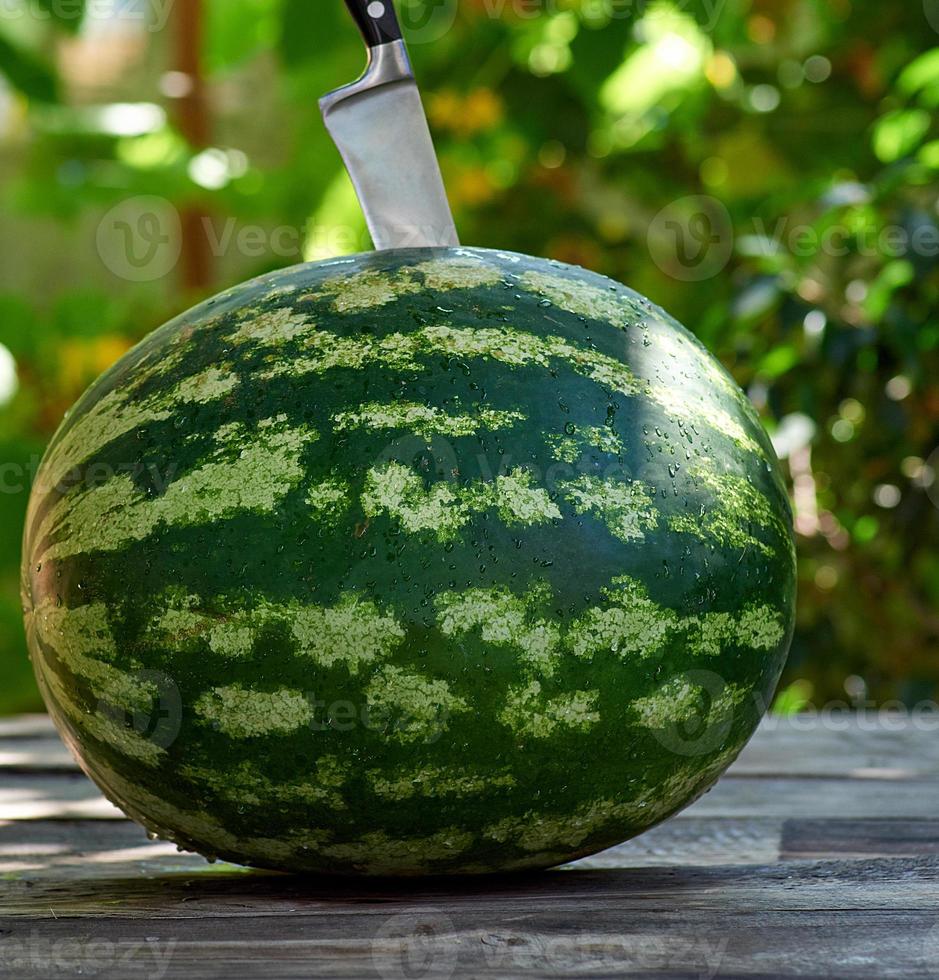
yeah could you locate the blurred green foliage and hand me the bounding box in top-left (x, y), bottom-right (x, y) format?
top-left (1, 0), bottom-right (938, 713)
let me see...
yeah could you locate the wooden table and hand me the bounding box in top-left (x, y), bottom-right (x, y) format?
top-left (0, 714), bottom-right (936, 978)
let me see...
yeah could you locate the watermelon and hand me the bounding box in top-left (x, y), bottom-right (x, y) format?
top-left (21, 247), bottom-right (795, 875)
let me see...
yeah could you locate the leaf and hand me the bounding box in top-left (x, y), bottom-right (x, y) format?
top-left (872, 108), bottom-right (931, 163)
top-left (758, 345), bottom-right (799, 379)
top-left (897, 47), bottom-right (939, 96)
top-left (0, 33), bottom-right (58, 102)
top-left (863, 259), bottom-right (914, 320)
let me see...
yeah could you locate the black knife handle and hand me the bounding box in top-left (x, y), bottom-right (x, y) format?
top-left (344, 0), bottom-right (403, 47)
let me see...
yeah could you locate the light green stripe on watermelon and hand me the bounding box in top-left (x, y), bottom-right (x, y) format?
top-left (732, 605), bottom-right (788, 650)
top-left (363, 456), bottom-right (781, 554)
top-left (28, 603), bottom-right (163, 766)
top-left (37, 416), bottom-right (316, 562)
top-left (230, 308), bottom-right (313, 345)
top-left (520, 271), bottom-right (753, 438)
top-left (498, 680), bottom-right (600, 738)
top-left (37, 366), bottom-right (240, 498)
top-left (35, 655), bottom-right (164, 765)
top-left (147, 577), bottom-right (783, 686)
top-left (519, 269), bottom-right (641, 325)
top-left (83, 754), bottom-right (333, 861)
top-left (566, 577), bottom-right (679, 660)
top-left (562, 475), bottom-right (659, 543)
top-left (29, 600), bottom-right (156, 713)
top-left (299, 255), bottom-right (504, 313)
top-left (546, 425), bottom-right (624, 463)
top-left (360, 458), bottom-right (662, 551)
top-left (515, 271), bottom-right (763, 453)
top-left (481, 749), bottom-right (740, 855)
top-left (629, 676), bottom-right (749, 731)
top-left (333, 402), bottom-right (525, 439)
top-left (305, 476), bottom-right (351, 520)
top-left (368, 765), bottom-right (517, 801)
top-left (687, 605), bottom-right (786, 656)
top-left (100, 759), bottom-right (474, 872)
top-left (650, 319), bottom-right (753, 413)
top-left (644, 373), bottom-right (760, 453)
top-left (669, 464), bottom-right (791, 556)
top-left (362, 463), bottom-right (560, 540)
top-left (485, 799), bottom-right (624, 853)
top-left (245, 317), bottom-right (763, 457)
top-left (289, 595), bottom-right (404, 673)
top-left (253, 323), bottom-right (645, 399)
top-left (364, 666), bottom-right (468, 744)
top-left (320, 828), bottom-right (475, 874)
top-left (432, 576), bottom-right (784, 671)
top-left (181, 756), bottom-right (347, 810)
top-left (194, 685), bottom-right (313, 738)
top-left (149, 591), bottom-right (405, 673)
top-left (436, 585), bottom-right (561, 675)
top-left (28, 599), bottom-right (116, 661)
top-left (149, 599), bottom-right (269, 659)
top-left (68, 703), bottom-right (165, 764)
top-left (569, 577), bottom-right (785, 662)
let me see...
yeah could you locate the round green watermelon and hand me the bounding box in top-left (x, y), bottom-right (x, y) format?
top-left (22, 247), bottom-right (795, 875)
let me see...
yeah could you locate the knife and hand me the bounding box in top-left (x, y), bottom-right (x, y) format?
top-left (319, 0), bottom-right (460, 251)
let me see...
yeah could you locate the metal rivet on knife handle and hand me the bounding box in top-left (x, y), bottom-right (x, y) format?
top-left (344, 0), bottom-right (402, 47)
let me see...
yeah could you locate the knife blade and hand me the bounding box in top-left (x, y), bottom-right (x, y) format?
top-left (319, 0), bottom-right (459, 251)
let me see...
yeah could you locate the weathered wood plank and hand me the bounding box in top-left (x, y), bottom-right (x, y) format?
top-left (733, 715), bottom-right (939, 777)
top-left (0, 716), bottom-right (55, 739)
top-left (0, 774), bottom-right (122, 821)
top-left (780, 818), bottom-right (939, 859)
top-left (0, 737), bottom-right (75, 772)
top-left (2, 857), bottom-right (938, 919)
top-left (1, 908), bottom-right (936, 979)
top-left (689, 775), bottom-right (939, 819)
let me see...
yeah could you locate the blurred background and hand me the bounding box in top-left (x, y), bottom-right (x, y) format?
top-left (1, 0), bottom-right (937, 715)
